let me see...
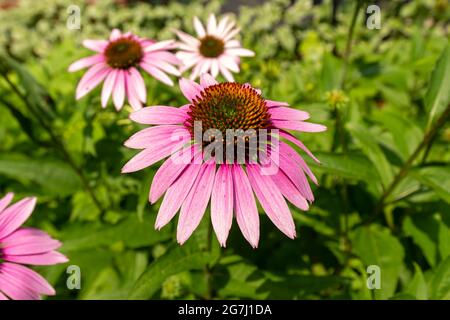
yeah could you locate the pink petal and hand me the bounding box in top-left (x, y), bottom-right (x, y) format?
top-left (1, 263), bottom-right (55, 296)
top-left (193, 16), bottom-right (206, 37)
top-left (226, 48), bottom-right (255, 57)
top-left (223, 27), bottom-right (241, 42)
top-left (0, 269), bottom-right (40, 300)
top-left (0, 197), bottom-right (36, 239)
top-left (75, 63), bottom-right (110, 99)
top-left (207, 14), bottom-right (217, 35)
top-left (82, 39), bottom-right (108, 52)
top-left (232, 165), bottom-right (259, 248)
top-left (113, 70), bottom-right (126, 110)
top-left (129, 67), bottom-right (147, 102)
top-left (219, 63), bottom-right (234, 82)
top-left (280, 142), bottom-right (318, 185)
top-left (179, 78), bottom-right (203, 102)
top-left (269, 106), bottom-right (310, 121)
top-left (124, 125), bottom-right (188, 149)
top-left (129, 106), bottom-right (188, 125)
top-left (210, 60), bottom-right (219, 77)
top-left (2, 235), bottom-right (61, 256)
top-left (150, 145), bottom-right (196, 204)
top-left (279, 130), bottom-right (320, 163)
top-left (247, 164), bottom-right (296, 239)
top-left (125, 72), bottom-right (142, 111)
top-left (216, 16), bottom-right (230, 36)
top-left (142, 59), bottom-right (180, 76)
top-left (140, 62), bottom-right (174, 86)
top-left (211, 165), bottom-right (233, 247)
top-left (155, 160), bottom-right (203, 230)
top-left (219, 55), bottom-right (240, 72)
top-left (177, 162), bottom-right (216, 245)
top-left (110, 29), bottom-right (122, 41)
top-left (272, 120), bottom-right (327, 133)
top-left (272, 170), bottom-right (309, 210)
top-left (4, 251), bottom-right (68, 265)
top-left (0, 192), bottom-right (14, 214)
top-left (121, 136), bottom-right (190, 173)
top-left (101, 69), bottom-right (117, 108)
top-left (200, 73), bottom-right (218, 88)
top-left (266, 100), bottom-right (289, 107)
top-left (144, 40), bottom-right (176, 53)
top-left (145, 51), bottom-right (181, 65)
top-left (175, 30), bottom-right (200, 47)
top-left (0, 291), bottom-right (8, 300)
top-left (68, 54), bottom-right (104, 72)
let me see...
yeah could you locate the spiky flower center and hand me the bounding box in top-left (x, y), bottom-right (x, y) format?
top-left (199, 35), bottom-right (225, 58)
top-left (105, 37), bottom-right (143, 69)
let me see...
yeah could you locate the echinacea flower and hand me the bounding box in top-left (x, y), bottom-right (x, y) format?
top-left (69, 29), bottom-right (180, 111)
top-left (122, 74), bottom-right (326, 248)
top-left (175, 14), bottom-right (254, 81)
top-left (0, 193), bottom-right (68, 300)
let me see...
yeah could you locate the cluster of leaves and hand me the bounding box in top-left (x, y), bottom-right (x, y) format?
top-left (0, 0), bottom-right (450, 300)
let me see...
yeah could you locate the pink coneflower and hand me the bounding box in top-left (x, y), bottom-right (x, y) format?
top-left (69, 29), bottom-right (181, 111)
top-left (0, 193), bottom-right (68, 300)
top-left (175, 14), bottom-right (254, 81)
top-left (122, 74), bottom-right (326, 248)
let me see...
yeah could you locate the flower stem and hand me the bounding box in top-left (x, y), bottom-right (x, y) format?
top-left (204, 222), bottom-right (213, 300)
top-left (0, 72), bottom-right (104, 215)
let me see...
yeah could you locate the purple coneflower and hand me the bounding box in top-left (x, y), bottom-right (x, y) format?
top-left (0, 193), bottom-right (68, 300)
top-left (69, 29), bottom-right (180, 111)
top-left (122, 74), bottom-right (326, 248)
top-left (175, 14), bottom-right (254, 81)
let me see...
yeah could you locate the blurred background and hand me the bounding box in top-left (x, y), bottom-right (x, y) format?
top-left (0, 0), bottom-right (449, 300)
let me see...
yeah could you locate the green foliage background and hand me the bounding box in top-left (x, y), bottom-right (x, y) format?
top-left (0, 0), bottom-right (450, 300)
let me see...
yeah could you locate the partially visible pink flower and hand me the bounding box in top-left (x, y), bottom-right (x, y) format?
top-left (122, 74), bottom-right (326, 248)
top-left (0, 193), bottom-right (68, 300)
top-left (175, 14), bottom-right (254, 81)
top-left (69, 29), bottom-right (181, 111)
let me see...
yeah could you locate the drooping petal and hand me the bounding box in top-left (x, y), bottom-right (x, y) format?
top-left (177, 162), bottom-right (216, 245)
top-left (0, 268), bottom-right (40, 300)
top-left (0, 197), bottom-right (36, 239)
top-left (155, 158), bottom-right (203, 230)
top-left (280, 142), bottom-right (318, 185)
top-left (101, 69), bottom-right (117, 108)
top-left (219, 64), bottom-right (234, 82)
top-left (0, 263), bottom-right (55, 296)
top-left (232, 165), bottom-right (259, 248)
top-left (247, 164), bottom-right (296, 239)
top-left (219, 55), bottom-right (240, 73)
top-left (149, 145), bottom-right (196, 204)
top-left (271, 170), bottom-right (309, 211)
top-left (75, 63), bottom-right (110, 99)
top-left (128, 67), bottom-right (147, 102)
top-left (140, 62), bottom-right (174, 86)
top-left (279, 130), bottom-right (320, 163)
top-left (129, 106), bottom-right (188, 125)
top-left (211, 164), bottom-right (233, 247)
top-left (113, 70), bottom-right (126, 110)
top-left (125, 72), bottom-right (142, 111)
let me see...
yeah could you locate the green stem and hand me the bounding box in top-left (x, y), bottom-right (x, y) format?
top-left (340, 0), bottom-right (362, 89)
top-left (0, 72), bottom-right (104, 214)
top-left (204, 222), bottom-right (213, 300)
top-left (375, 103), bottom-right (450, 215)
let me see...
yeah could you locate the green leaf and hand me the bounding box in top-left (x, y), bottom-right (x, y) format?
top-left (306, 151), bottom-right (380, 183)
top-left (373, 110), bottom-right (423, 161)
top-left (128, 229), bottom-right (219, 299)
top-left (412, 167), bottom-right (450, 205)
top-left (425, 42), bottom-right (450, 128)
top-left (405, 263), bottom-right (428, 300)
top-left (347, 123), bottom-right (394, 188)
top-left (320, 52), bottom-right (343, 91)
top-left (61, 215), bottom-right (171, 252)
top-left (0, 153), bottom-right (81, 196)
top-left (430, 256), bottom-right (450, 299)
top-left (351, 224), bottom-right (405, 299)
